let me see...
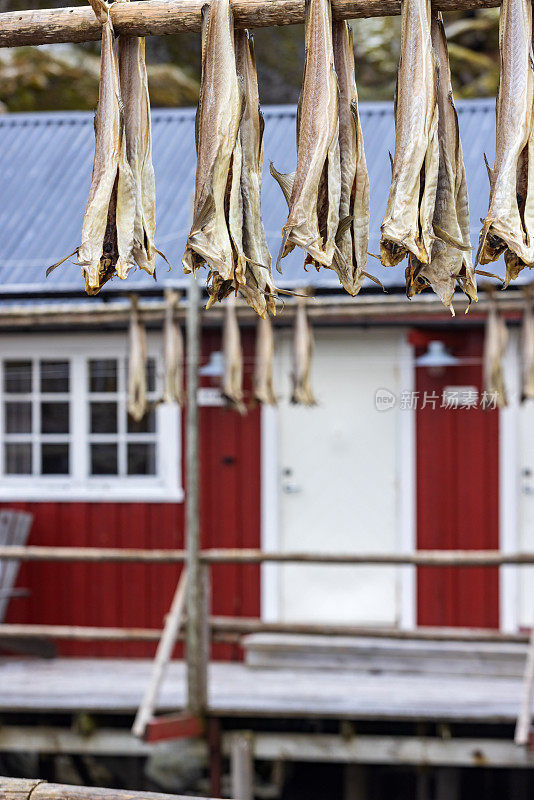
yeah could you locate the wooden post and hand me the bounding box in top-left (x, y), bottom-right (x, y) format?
top-left (185, 271), bottom-right (207, 717)
top-left (230, 732), bottom-right (254, 800)
top-left (515, 624), bottom-right (534, 745)
top-left (132, 568), bottom-right (188, 738)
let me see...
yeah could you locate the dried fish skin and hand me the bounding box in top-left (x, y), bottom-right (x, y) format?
top-left (183, 0), bottom-right (243, 282)
top-left (483, 298), bottom-right (508, 409)
top-left (380, 0), bottom-right (438, 268)
top-left (271, 0), bottom-right (341, 270)
top-left (118, 33), bottom-right (158, 277)
top-left (235, 29), bottom-right (277, 318)
top-left (521, 291), bottom-right (534, 400)
top-left (291, 296), bottom-right (316, 406)
top-left (332, 20), bottom-right (370, 296)
top-left (477, 0), bottom-right (534, 279)
top-left (253, 315), bottom-right (277, 405)
top-left (222, 295), bottom-right (246, 415)
top-left (406, 13), bottom-right (477, 313)
top-left (162, 290), bottom-right (184, 406)
top-left (127, 296), bottom-right (148, 422)
top-left (78, 0), bottom-right (136, 291)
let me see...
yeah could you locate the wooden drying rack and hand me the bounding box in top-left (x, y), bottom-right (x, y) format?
top-left (0, 0), bottom-right (500, 48)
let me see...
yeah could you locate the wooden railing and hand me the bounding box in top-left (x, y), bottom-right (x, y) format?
top-left (0, 776), bottom-right (216, 800)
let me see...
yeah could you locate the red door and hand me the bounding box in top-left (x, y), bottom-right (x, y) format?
top-left (414, 327), bottom-right (500, 629)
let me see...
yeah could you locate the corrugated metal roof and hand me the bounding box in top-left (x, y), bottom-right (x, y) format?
top-left (0, 98), bottom-right (517, 297)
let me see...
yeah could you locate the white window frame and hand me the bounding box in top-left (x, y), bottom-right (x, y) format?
top-left (0, 332), bottom-right (183, 503)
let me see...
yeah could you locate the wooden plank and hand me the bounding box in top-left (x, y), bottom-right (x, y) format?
top-left (230, 732), bottom-right (254, 800)
top-left (0, 778), bottom-right (46, 800)
top-left (0, 0), bottom-right (501, 48)
top-left (132, 568), bottom-right (188, 738)
top-left (144, 712), bottom-right (204, 743)
top-left (0, 776), bottom-right (216, 800)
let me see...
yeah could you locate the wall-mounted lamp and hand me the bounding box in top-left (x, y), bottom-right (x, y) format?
top-left (199, 351), bottom-right (224, 378)
top-left (415, 341), bottom-right (459, 375)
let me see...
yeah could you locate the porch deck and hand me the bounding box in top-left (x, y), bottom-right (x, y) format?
top-left (0, 654), bottom-right (525, 724)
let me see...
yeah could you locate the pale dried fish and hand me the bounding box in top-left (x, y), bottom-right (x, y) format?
top-left (483, 295), bottom-right (508, 408)
top-left (332, 20), bottom-right (369, 296)
top-left (183, 0), bottom-right (243, 284)
top-left (127, 295), bottom-right (148, 422)
top-left (162, 289), bottom-right (184, 406)
top-left (222, 294), bottom-right (246, 414)
top-left (271, 0), bottom-right (341, 271)
top-left (405, 12), bottom-right (477, 314)
top-left (380, 0), bottom-right (438, 270)
top-left (521, 288), bottom-right (534, 400)
top-left (291, 297), bottom-right (316, 406)
top-left (253, 315), bottom-right (277, 405)
top-left (477, 0), bottom-right (534, 285)
top-left (48, 0), bottom-right (136, 294)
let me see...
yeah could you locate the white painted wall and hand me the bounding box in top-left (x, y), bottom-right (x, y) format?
top-left (517, 327), bottom-right (534, 628)
top-left (269, 326), bottom-right (411, 626)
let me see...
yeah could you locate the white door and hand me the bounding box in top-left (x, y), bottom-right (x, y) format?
top-left (263, 326), bottom-right (414, 627)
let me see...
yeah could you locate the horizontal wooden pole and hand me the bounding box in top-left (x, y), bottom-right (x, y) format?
top-left (0, 619), bottom-right (530, 643)
top-left (0, 545), bottom-right (533, 565)
top-left (0, 776), bottom-right (215, 800)
top-left (0, 0), bottom-right (501, 48)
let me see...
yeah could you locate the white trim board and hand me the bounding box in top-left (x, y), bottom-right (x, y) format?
top-left (397, 332), bottom-right (416, 630)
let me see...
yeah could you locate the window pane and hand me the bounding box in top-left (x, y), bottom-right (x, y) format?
top-left (91, 444), bottom-right (118, 475)
top-left (90, 359), bottom-right (117, 393)
top-left (41, 443), bottom-right (69, 475)
top-left (127, 408), bottom-right (156, 434)
top-left (40, 361), bottom-right (69, 393)
top-left (91, 402), bottom-right (117, 434)
top-left (5, 401), bottom-right (32, 433)
top-left (5, 443), bottom-right (32, 474)
top-left (4, 361), bottom-right (32, 394)
top-left (41, 402), bottom-right (69, 434)
top-left (128, 442), bottom-right (156, 475)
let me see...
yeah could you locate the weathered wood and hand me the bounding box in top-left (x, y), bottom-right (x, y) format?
top-left (230, 732), bottom-right (254, 800)
top-left (132, 568), bottom-right (188, 738)
top-left (1, 545), bottom-right (534, 566)
top-left (0, 776), bottom-right (215, 800)
top-left (515, 625), bottom-right (534, 745)
top-left (0, 0), bottom-right (501, 48)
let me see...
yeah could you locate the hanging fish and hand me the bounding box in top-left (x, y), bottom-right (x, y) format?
top-left (331, 20), bottom-right (369, 296)
top-left (483, 293), bottom-right (508, 409)
top-left (128, 295), bottom-right (148, 422)
top-left (117, 2), bottom-right (159, 278)
top-left (183, 0), bottom-right (244, 290)
top-left (291, 295), bottom-right (316, 406)
top-left (162, 289), bottom-right (184, 406)
top-left (477, 0), bottom-right (534, 286)
top-left (48, 0), bottom-right (136, 293)
top-left (271, 0), bottom-right (341, 272)
top-left (405, 12), bottom-right (477, 313)
top-left (253, 315), bottom-right (277, 405)
top-left (222, 294), bottom-right (246, 414)
top-left (380, 0), bottom-right (438, 273)
top-left (521, 287), bottom-right (534, 401)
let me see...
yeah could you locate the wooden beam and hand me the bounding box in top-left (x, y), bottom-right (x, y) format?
top-left (230, 732), bottom-right (254, 800)
top-left (515, 625), bottom-right (534, 745)
top-left (144, 712), bottom-right (204, 743)
top-left (0, 0), bottom-right (501, 48)
top-left (0, 777), bottom-right (216, 800)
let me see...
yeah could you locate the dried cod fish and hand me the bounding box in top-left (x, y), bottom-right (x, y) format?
top-left (521, 288), bottom-right (534, 400)
top-left (483, 295), bottom-right (508, 409)
top-left (222, 295), bottom-right (246, 414)
top-left (291, 297), bottom-right (316, 406)
top-left (253, 315), bottom-right (277, 405)
top-left (405, 12), bottom-right (477, 314)
top-left (271, 0), bottom-right (341, 271)
top-left (183, 0), bottom-right (243, 290)
top-left (162, 289), bottom-right (184, 406)
top-left (206, 28), bottom-right (277, 318)
top-left (48, 0), bottom-right (136, 293)
top-left (380, 0), bottom-right (438, 271)
top-left (477, 0), bottom-right (534, 286)
top-left (331, 20), bottom-right (369, 296)
top-left (128, 296), bottom-right (148, 422)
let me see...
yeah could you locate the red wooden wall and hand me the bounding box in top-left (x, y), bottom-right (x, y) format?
top-left (414, 327), bottom-right (500, 629)
top-left (3, 329), bottom-right (261, 659)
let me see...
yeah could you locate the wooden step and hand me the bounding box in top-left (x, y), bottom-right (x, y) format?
top-left (243, 633), bottom-right (528, 678)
